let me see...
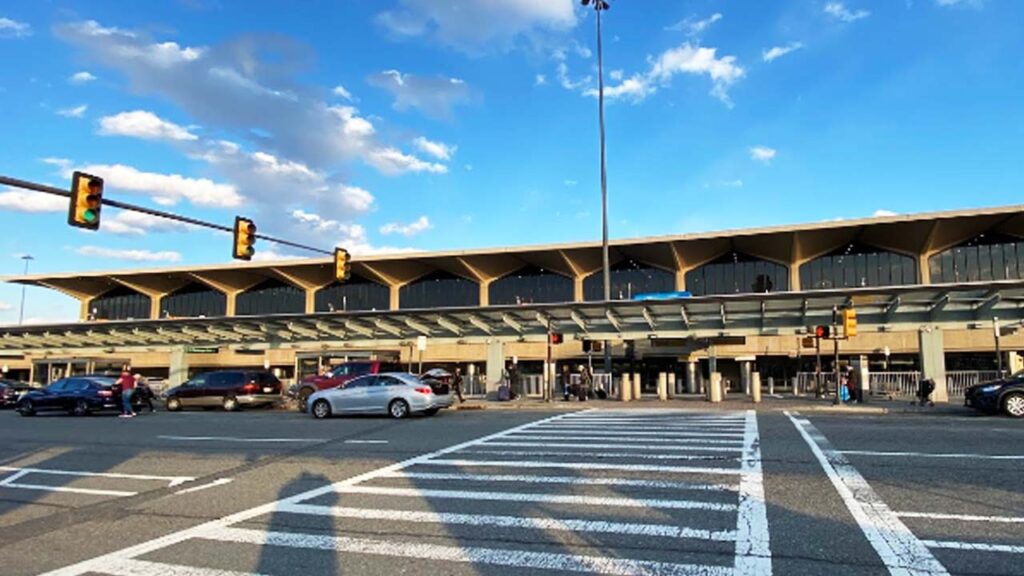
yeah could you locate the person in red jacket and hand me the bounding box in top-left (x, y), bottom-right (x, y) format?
top-left (117, 365), bottom-right (136, 418)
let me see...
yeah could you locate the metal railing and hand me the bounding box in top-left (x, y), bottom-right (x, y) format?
top-left (946, 370), bottom-right (1004, 398)
top-left (797, 370), bottom-right (1005, 399)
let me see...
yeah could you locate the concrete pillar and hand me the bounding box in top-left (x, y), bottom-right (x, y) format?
top-left (632, 372), bottom-right (642, 399)
top-left (918, 328), bottom-right (949, 403)
top-left (657, 372), bottom-right (668, 401)
top-left (686, 361), bottom-right (698, 394)
top-left (667, 372), bottom-right (677, 398)
top-left (751, 373), bottom-right (762, 403)
top-left (854, 354), bottom-right (870, 401)
top-left (709, 372), bottom-right (723, 403)
top-left (791, 376), bottom-right (800, 396)
top-left (740, 360), bottom-right (752, 395)
top-left (169, 346), bottom-right (189, 387)
top-left (620, 373), bottom-right (632, 402)
top-left (767, 377), bottom-right (775, 395)
top-left (486, 341), bottom-right (504, 396)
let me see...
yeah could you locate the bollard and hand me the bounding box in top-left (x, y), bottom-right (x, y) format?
top-left (752, 373), bottom-right (762, 404)
top-left (791, 376), bottom-right (800, 397)
top-left (633, 372), bottom-right (642, 400)
top-left (620, 373), bottom-right (632, 402)
top-left (686, 362), bottom-right (698, 394)
top-left (709, 372), bottom-right (723, 403)
top-left (667, 372), bottom-right (677, 399)
top-left (767, 376), bottom-right (774, 396)
top-left (657, 372), bottom-right (668, 401)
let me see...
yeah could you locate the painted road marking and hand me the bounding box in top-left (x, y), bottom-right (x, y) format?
top-left (334, 484), bottom-right (738, 511)
top-left (534, 422), bottom-right (745, 430)
top-left (522, 428), bottom-right (745, 438)
top-left (787, 411), bottom-right (949, 576)
top-left (421, 458), bottom-right (745, 475)
top-left (922, 540), bottom-right (1024, 555)
top-left (481, 441), bottom-right (743, 452)
top-left (0, 466), bottom-right (193, 486)
top-left (838, 450), bottom-right (1024, 461)
top-left (345, 440), bottom-right (389, 444)
top-left (278, 503), bottom-right (740, 541)
top-left (734, 410), bottom-right (771, 576)
top-left (460, 448), bottom-right (740, 462)
top-left (100, 558), bottom-right (265, 576)
top-left (174, 478), bottom-right (234, 495)
top-left (0, 465), bottom-right (194, 497)
top-left (200, 527), bottom-right (736, 576)
top-left (896, 512), bottom-right (1024, 523)
top-left (381, 470), bottom-right (739, 492)
top-left (158, 435), bottom-right (328, 443)
top-left (504, 434), bottom-right (744, 445)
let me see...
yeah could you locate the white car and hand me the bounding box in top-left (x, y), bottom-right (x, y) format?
top-left (306, 372), bottom-right (454, 419)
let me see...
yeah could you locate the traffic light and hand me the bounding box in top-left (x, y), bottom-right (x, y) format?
top-left (842, 308), bottom-right (858, 338)
top-left (582, 339), bottom-right (592, 353)
top-left (68, 171), bottom-right (103, 230)
top-left (334, 247), bottom-right (351, 282)
top-left (814, 325), bottom-right (831, 339)
top-left (232, 216), bottom-right (256, 261)
top-left (549, 333), bottom-right (564, 345)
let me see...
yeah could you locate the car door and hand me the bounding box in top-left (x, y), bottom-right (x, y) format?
top-left (333, 376), bottom-right (372, 413)
top-left (177, 375), bottom-right (207, 407)
top-left (208, 372), bottom-right (242, 404)
top-left (62, 379), bottom-right (92, 410)
top-left (363, 375), bottom-right (391, 413)
top-left (36, 380), bottom-right (68, 410)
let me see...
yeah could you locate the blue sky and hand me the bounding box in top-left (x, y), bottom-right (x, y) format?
top-left (0, 0), bottom-right (1021, 324)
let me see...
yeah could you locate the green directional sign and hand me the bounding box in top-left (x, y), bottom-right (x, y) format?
top-left (186, 346), bottom-right (220, 354)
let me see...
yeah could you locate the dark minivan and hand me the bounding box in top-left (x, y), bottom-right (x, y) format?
top-left (162, 370), bottom-right (282, 412)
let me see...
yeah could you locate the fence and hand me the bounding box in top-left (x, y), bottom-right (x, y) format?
top-left (797, 370), bottom-right (1004, 399)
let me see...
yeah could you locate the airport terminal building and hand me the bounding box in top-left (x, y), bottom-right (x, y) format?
top-left (3, 205), bottom-right (1024, 401)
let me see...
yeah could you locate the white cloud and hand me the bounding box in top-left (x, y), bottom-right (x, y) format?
top-left (872, 209), bottom-right (898, 217)
top-left (704, 179), bottom-right (744, 189)
top-left (289, 210), bottom-right (417, 255)
top-left (535, 74), bottom-right (547, 86)
top-left (589, 43), bottom-right (745, 106)
top-left (380, 216), bottom-right (431, 237)
top-left (824, 2), bottom-right (871, 22)
top-left (0, 17), bottom-right (31, 38)
top-left (762, 42), bottom-right (806, 63)
top-left (413, 136), bottom-right (456, 161)
top-left (74, 163), bottom-right (242, 208)
top-left (332, 85), bottom-right (354, 101)
top-left (102, 210), bottom-right (196, 235)
top-left (0, 189), bottom-right (66, 212)
top-left (750, 146), bottom-right (777, 164)
top-left (98, 110), bottom-right (198, 141)
top-left (609, 69), bottom-right (624, 81)
top-left (74, 246), bottom-right (182, 262)
top-left (365, 147), bottom-right (447, 175)
top-left (665, 13), bottom-right (723, 37)
top-left (564, 179), bottom-right (577, 186)
top-left (556, 60), bottom-right (592, 91)
top-left (250, 249), bottom-right (306, 262)
top-left (935, 0), bottom-right (984, 6)
top-left (69, 71), bottom-right (97, 84)
top-left (57, 104), bottom-right (88, 118)
top-left (367, 70), bottom-right (472, 119)
top-left (0, 302), bottom-right (12, 311)
top-left (376, 0), bottom-right (577, 52)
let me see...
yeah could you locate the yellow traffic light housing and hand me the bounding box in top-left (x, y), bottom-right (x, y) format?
top-left (843, 308), bottom-right (858, 338)
top-left (334, 247), bottom-right (351, 282)
top-left (233, 216), bottom-right (256, 261)
top-left (68, 171), bottom-right (103, 230)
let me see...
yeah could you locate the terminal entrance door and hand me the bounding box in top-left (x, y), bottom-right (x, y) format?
top-left (31, 357), bottom-right (130, 385)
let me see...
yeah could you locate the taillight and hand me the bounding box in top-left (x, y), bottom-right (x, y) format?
top-left (241, 383), bottom-right (258, 393)
top-left (98, 390), bottom-right (113, 397)
top-left (414, 386), bottom-right (433, 395)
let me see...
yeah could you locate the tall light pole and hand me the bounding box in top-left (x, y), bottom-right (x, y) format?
top-left (583, 0), bottom-right (612, 373)
top-left (18, 254), bottom-right (34, 325)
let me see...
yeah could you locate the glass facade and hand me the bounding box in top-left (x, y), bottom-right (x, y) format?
top-left (90, 286), bottom-right (151, 320)
top-left (800, 243), bottom-right (917, 290)
top-left (236, 279), bottom-right (305, 316)
top-left (399, 270), bottom-right (479, 310)
top-left (161, 283), bottom-right (226, 318)
top-left (929, 233), bottom-right (1024, 283)
top-left (685, 252), bottom-right (789, 296)
top-left (584, 259), bottom-right (676, 301)
top-left (489, 266), bottom-right (573, 305)
top-left (315, 276), bottom-right (390, 312)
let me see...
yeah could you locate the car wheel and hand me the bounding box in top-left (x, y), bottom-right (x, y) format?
top-left (389, 399), bottom-right (410, 419)
top-left (18, 400), bottom-right (35, 417)
top-left (73, 399), bottom-right (90, 417)
top-left (223, 396), bottom-right (239, 412)
top-left (312, 399), bottom-right (332, 419)
top-left (297, 388), bottom-right (313, 412)
top-left (1002, 393), bottom-right (1024, 418)
top-left (166, 397), bottom-right (182, 412)
top-left (424, 408), bottom-right (440, 416)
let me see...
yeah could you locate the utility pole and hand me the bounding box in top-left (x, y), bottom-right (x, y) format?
top-left (18, 254), bottom-right (33, 325)
top-left (832, 306), bottom-right (841, 406)
top-left (994, 316), bottom-right (1003, 374)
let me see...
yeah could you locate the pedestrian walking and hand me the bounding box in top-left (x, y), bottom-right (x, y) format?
top-left (134, 373), bottom-right (155, 412)
top-left (562, 365), bottom-right (572, 401)
top-left (117, 365), bottom-right (136, 418)
top-left (580, 365), bottom-right (592, 402)
top-left (452, 367), bottom-right (465, 403)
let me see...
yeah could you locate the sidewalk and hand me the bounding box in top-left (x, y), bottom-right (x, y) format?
top-left (453, 394), bottom-right (975, 416)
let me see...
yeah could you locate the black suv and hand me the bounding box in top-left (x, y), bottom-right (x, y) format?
top-left (162, 370), bottom-right (282, 412)
top-left (965, 371), bottom-right (1024, 418)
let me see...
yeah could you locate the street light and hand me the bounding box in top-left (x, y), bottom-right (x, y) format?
top-left (582, 0), bottom-right (612, 373)
top-left (18, 254), bottom-right (33, 325)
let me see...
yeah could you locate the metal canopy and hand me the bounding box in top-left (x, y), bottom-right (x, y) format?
top-left (2, 280), bottom-right (1024, 353)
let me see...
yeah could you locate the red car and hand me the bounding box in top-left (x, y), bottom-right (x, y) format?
top-left (289, 361), bottom-right (402, 411)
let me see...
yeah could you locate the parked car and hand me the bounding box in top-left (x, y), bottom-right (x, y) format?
top-left (289, 360), bottom-right (403, 411)
top-left (17, 376), bottom-right (120, 416)
top-left (0, 380), bottom-right (34, 408)
top-left (162, 370), bottom-right (283, 412)
top-left (965, 371), bottom-right (1024, 418)
top-left (306, 372), bottom-right (454, 419)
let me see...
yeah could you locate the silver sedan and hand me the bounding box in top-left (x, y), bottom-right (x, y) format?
top-left (306, 372), bottom-right (454, 419)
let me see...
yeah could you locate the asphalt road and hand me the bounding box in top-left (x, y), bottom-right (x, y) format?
top-left (0, 404), bottom-right (1021, 575)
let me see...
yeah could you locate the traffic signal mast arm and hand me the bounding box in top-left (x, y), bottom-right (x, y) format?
top-left (0, 174), bottom-right (333, 256)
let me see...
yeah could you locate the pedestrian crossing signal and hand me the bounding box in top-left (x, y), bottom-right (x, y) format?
top-left (550, 333), bottom-right (564, 345)
top-left (334, 248), bottom-right (351, 282)
top-left (233, 216), bottom-right (256, 261)
top-left (814, 325), bottom-right (831, 339)
top-left (68, 171), bottom-right (103, 230)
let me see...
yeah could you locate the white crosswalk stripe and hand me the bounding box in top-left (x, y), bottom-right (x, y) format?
top-left (42, 409), bottom-right (772, 576)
